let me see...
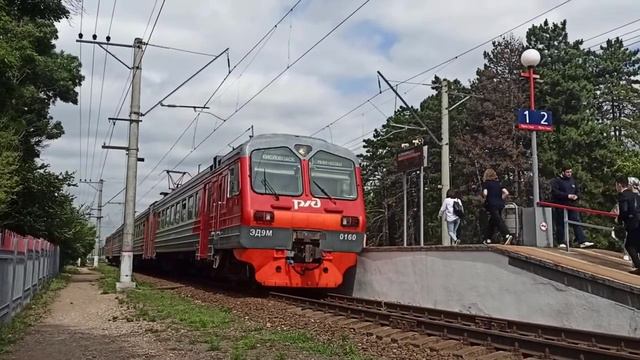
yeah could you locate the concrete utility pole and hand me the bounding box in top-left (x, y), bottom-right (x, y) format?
top-left (118, 37), bottom-right (143, 291)
top-left (80, 179), bottom-right (104, 267)
top-left (441, 79), bottom-right (450, 246)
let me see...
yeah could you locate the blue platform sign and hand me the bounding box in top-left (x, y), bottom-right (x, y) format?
top-left (516, 109), bottom-right (554, 132)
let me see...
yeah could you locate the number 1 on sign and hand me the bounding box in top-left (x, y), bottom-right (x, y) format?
top-left (524, 110), bottom-right (530, 123)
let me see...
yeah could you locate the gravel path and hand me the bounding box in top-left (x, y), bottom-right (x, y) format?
top-left (2, 269), bottom-right (213, 360)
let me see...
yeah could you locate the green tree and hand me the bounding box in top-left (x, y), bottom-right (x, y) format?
top-left (0, 0), bottom-right (92, 264)
top-left (0, 131), bottom-right (20, 217)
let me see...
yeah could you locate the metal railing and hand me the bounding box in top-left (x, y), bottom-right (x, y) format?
top-left (0, 229), bottom-right (59, 324)
top-left (537, 201), bottom-right (617, 252)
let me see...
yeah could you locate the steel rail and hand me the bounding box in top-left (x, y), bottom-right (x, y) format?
top-left (270, 292), bottom-right (640, 360)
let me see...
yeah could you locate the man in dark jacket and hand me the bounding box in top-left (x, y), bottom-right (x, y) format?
top-left (616, 175), bottom-right (640, 272)
top-left (550, 165), bottom-right (593, 248)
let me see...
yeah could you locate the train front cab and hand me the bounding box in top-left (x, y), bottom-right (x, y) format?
top-left (233, 142), bottom-right (365, 288)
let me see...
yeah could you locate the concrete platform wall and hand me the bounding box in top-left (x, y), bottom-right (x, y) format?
top-left (340, 249), bottom-right (640, 337)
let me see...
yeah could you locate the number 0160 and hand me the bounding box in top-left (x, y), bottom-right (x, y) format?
top-left (339, 233), bottom-right (357, 241)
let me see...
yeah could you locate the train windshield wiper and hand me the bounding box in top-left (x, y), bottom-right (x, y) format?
top-left (261, 169), bottom-right (280, 200)
top-left (313, 180), bottom-right (336, 204)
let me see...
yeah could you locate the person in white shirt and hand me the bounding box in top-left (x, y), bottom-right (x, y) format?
top-left (439, 189), bottom-right (463, 245)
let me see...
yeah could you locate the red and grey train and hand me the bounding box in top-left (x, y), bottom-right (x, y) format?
top-left (104, 134), bottom-right (366, 288)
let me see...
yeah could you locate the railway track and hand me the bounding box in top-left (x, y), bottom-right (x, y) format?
top-left (270, 292), bottom-right (640, 360)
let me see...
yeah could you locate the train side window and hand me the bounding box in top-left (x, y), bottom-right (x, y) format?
top-left (170, 205), bottom-right (175, 226)
top-left (173, 204), bottom-right (178, 225)
top-left (182, 200), bottom-right (187, 222)
top-left (187, 195), bottom-right (194, 219)
top-left (228, 163), bottom-right (240, 197)
top-left (194, 192), bottom-right (200, 217)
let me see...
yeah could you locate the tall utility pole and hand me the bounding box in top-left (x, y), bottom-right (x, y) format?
top-left (80, 179), bottom-right (104, 267)
top-left (117, 37), bottom-right (143, 290)
top-left (441, 79), bottom-right (450, 246)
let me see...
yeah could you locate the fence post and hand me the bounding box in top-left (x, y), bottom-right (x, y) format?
top-left (563, 209), bottom-right (570, 252)
top-left (9, 234), bottom-right (17, 320)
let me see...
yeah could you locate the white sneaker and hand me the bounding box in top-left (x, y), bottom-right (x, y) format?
top-left (483, 239), bottom-right (492, 245)
top-left (504, 234), bottom-right (513, 245)
top-left (579, 242), bottom-right (594, 248)
top-left (558, 244), bottom-right (567, 249)
top-left (624, 254), bottom-right (631, 262)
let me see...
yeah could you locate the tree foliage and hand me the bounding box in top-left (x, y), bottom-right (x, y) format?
top-left (0, 0), bottom-right (91, 265)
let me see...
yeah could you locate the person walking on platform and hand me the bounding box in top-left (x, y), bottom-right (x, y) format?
top-left (551, 165), bottom-right (594, 248)
top-left (439, 189), bottom-right (463, 245)
top-left (481, 169), bottom-right (513, 245)
top-left (616, 176), bottom-right (640, 273)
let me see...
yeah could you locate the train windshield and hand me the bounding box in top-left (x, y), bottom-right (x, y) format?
top-left (310, 151), bottom-right (357, 200)
top-left (251, 147), bottom-right (302, 196)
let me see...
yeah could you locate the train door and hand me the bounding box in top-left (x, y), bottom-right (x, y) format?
top-left (197, 184), bottom-right (212, 260)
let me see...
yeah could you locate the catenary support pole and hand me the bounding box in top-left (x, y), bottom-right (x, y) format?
top-left (117, 37), bottom-right (143, 291)
top-left (94, 179), bottom-right (103, 267)
top-left (403, 172), bottom-right (407, 246)
top-left (419, 165), bottom-right (424, 246)
top-left (79, 179), bottom-right (105, 267)
top-left (441, 79), bottom-right (450, 245)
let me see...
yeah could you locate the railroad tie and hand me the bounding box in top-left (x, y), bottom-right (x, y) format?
top-left (450, 346), bottom-right (489, 359)
top-left (475, 351), bottom-right (513, 360)
top-left (337, 318), bottom-right (361, 326)
top-left (349, 321), bottom-right (376, 331)
top-left (389, 331), bottom-right (419, 343)
top-left (366, 326), bottom-right (391, 337)
top-left (374, 327), bottom-right (403, 339)
top-left (407, 335), bottom-right (442, 348)
top-left (428, 339), bottom-right (461, 352)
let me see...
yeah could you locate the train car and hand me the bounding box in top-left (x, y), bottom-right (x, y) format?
top-left (104, 134), bottom-right (366, 288)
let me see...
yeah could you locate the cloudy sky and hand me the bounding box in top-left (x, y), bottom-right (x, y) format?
top-left (43, 0), bottom-right (639, 236)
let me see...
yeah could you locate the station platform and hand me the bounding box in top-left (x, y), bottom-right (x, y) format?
top-left (492, 245), bottom-right (640, 308)
top-left (340, 244), bottom-right (640, 337)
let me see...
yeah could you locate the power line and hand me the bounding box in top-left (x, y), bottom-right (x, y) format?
top-left (83, 0), bottom-right (102, 185)
top-left (178, 0), bottom-right (372, 166)
top-left (88, 0), bottom-right (119, 183)
top-left (135, 0), bottom-right (370, 205)
top-left (123, 0), bottom-right (304, 202)
top-left (309, 0), bottom-right (573, 136)
top-left (145, 43), bottom-right (223, 57)
top-left (583, 17), bottom-right (640, 43)
top-left (589, 30), bottom-right (640, 50)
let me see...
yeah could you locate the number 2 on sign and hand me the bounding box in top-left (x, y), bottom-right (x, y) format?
top-left (540, 111), bottom-right (548, 125)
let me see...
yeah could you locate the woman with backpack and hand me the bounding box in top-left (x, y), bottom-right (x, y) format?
top-left (482, 168), bottom-right (513, 245)
top-left (439, 189), bottom-right (464, 245)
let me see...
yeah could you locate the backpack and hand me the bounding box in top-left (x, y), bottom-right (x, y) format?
top-left (453, 199), bottom-right (465, 218)
top-left (622, 193), bottom-right (640, 230)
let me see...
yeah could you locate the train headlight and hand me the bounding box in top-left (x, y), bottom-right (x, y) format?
top-left (254, 210), bottom-right (275, 223)
top-left (294, 144), bottom-right (312, 157)
top-left (341, 216), bottom-right (359, 227)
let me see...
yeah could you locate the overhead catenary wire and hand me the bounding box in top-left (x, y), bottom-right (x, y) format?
top-left (98, 0), bottom-right (167, 204)
top-left (136, 0), bottom-right (370, 203)
top-left (89, 1), bottom-right (118, 182)
top-left (582, 17), bottom-right (640, 43)
top-left (117, 0), bottom-right (305, 203)
top-left (309, 0), bottom-right (574, 137)
top-left (145, 43), bottom-right (224, 57)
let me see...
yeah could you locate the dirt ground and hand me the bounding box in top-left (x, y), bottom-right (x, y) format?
top-left (2, 268), bottom-right (213, 360)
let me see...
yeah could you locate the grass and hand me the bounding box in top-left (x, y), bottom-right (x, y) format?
top-left (97, 264), bottom-right (119, 294)
top-left (231, 328), bottom-right (364, 360)
top-left (0, 274), bottom-right (70, 354)
top-left (94, 265), bottom-right (366, 359)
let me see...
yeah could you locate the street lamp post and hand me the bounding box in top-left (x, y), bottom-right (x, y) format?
top-left (520, 49), bottom-right (541, 207)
